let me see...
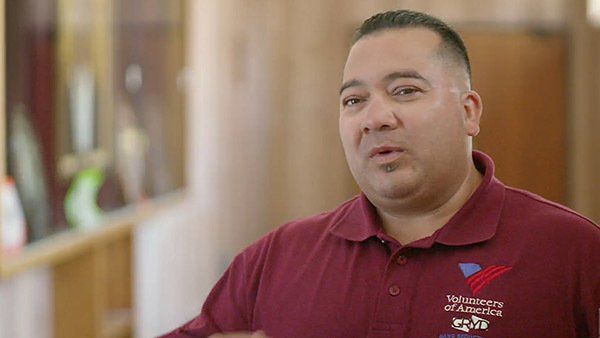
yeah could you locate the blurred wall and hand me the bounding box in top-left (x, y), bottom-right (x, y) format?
top-left (0, 269), bottom-right (51, 338)
top-left (5, 0), bottom-right (600, 337)
top-left (569, 0), bottom-right (600, 221)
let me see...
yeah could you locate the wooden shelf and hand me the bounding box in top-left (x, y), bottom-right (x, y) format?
top-left (1, 2), bottom-right (189, 336)
top-left (0, 189), bottom-right (186, 277)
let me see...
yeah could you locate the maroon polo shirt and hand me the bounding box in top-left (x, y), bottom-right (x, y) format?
top-left (162, 151), bottom-right (599, 338)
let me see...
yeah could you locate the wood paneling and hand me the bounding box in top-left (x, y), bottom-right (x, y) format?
top-left (462, 30), bottom-right (567, 204)
top-left (54, 248), bottom-right (106, 338)
top-left (53, 236), bottom-right (134, 338)
top-left (106, 235), bottom-right (131, 310)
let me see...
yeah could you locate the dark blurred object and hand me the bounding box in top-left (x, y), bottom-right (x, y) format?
top-left (7, 105), bottom-right (51, 241)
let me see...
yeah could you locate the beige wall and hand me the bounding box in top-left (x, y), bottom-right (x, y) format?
top-left (568, 0), bottom-right (600, 221)
top-left (0, 269), bottom-right (51, 338)
top-left (341, 0), bottom-right (565, 29)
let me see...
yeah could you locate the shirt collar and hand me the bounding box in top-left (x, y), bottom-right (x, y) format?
top-left (328, 150), bottom-right (505, 246)
top-left (328, 192), bottom-right (381, 242)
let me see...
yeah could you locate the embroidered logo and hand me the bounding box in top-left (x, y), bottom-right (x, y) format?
top-left (451, 315), bottom-right (490, 333)
top-left (459, 263), bottom-right (512, 295)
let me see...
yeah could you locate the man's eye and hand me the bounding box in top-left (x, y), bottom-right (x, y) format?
top-left (394, 87), bottom-right (419, 96)
top-left (343, 98), bottom-right (362, 106)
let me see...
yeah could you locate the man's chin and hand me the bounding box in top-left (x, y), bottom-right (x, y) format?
top-left (367, 177), bottom-right (419, 201)
top-left (377, 187), bottom-right (416, 200)
top-left (353, 165), bottom-right (419, 197)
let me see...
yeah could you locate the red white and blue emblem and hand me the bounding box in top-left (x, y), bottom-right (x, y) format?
top-left (459, 263), bottom-right (512, 295)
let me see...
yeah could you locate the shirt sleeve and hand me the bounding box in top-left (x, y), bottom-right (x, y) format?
top-left (158, 252), bottom-right (254, 337)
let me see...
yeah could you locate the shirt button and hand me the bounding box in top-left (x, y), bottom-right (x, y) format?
top-left (388, 285), bottom-right (401, 296)
top-left (396, 255), bottom-right (408, 265)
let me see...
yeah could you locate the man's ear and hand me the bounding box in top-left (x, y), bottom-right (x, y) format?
top-left (461, 90), bottom-right (483, 137)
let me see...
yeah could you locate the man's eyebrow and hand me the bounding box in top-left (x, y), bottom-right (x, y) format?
top-left (339, 70), bottom-right (431, 95)
top-left (383, 70), bottom-right (431, 86)
top-left (339, 79), bottom-right (363, 95)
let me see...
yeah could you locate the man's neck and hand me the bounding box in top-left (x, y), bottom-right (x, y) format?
top-left (378, 163), bottom-right (483, 245)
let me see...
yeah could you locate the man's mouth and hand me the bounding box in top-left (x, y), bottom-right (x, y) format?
top-left (369, 146), bottom-right (405, 164)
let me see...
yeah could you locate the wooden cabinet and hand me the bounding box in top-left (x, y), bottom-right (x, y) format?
top-left (461, 29), bottom-right (567, 204)
top-left (0, 1), bottom-right (187, 337)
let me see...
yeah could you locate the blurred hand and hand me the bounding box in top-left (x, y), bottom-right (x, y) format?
top-left (208, 331), bottom-right (270, 338)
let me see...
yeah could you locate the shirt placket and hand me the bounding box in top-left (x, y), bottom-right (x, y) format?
top-left (367, 239), bottom-right (413, 337)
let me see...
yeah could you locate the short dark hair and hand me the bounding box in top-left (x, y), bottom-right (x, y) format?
top-left (353, 10), bottom-right (471, 82)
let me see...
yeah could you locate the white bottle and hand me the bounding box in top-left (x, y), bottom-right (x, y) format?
top-left (2, 177), bottom-right (27, 256)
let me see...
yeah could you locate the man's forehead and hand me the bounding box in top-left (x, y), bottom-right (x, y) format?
top-left (342, 28), bottom-right (442, 86)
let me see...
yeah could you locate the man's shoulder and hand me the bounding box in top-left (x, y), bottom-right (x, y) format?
top-left (502, 185), bottom-right (598, 239)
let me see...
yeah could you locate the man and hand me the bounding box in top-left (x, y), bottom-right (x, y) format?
top-left (163, 10), bottom-right (599, 338)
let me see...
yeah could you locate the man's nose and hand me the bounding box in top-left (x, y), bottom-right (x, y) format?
top-left (360, 95), bottom-right (399, 133)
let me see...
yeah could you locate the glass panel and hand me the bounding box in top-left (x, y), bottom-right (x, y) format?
top-left (5, 0), bottom-right (186, 243)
